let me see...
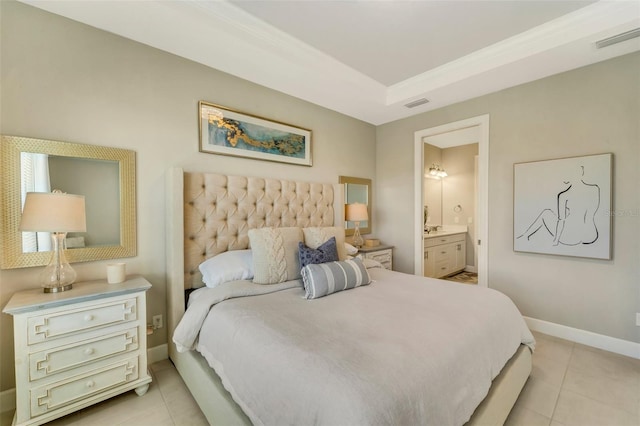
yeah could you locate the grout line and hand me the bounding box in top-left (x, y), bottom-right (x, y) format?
top-left (549, 341), bottom-right (575, 423)
top-left (150, 369), bottom-right (177, 426)
top-left (551, 355), bottom-right (640, 419)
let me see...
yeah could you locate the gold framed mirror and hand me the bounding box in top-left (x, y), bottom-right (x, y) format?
top-left (1, 135), bottom-right (136, 269)
top-left (339, 176), bottom-right (372, 236)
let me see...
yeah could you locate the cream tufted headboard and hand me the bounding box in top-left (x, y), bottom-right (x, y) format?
top-left (183, 172), bottom-right (336, 288)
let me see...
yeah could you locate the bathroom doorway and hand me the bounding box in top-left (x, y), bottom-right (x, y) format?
top-left (413, 115), bottom-right (489, 287)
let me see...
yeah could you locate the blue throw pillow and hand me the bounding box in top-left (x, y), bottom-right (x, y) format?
top-left (298, 236), bottom-right (339, 269)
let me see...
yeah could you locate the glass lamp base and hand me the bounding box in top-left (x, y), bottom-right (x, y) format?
top-left (352, 225), bottom-right (364, 248)
top-left (41, 233), bottom-right (77, 293)
top-left (43, 283), bottom-right (73, 293)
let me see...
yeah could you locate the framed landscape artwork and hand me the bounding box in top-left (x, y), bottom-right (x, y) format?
top-left (513, 153), bottom-right (612, 260)
top-left (199, 101), bottom-right (312, 166)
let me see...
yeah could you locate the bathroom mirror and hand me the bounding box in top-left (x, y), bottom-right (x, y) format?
top-left (0, 135), bottom-right (136, 269)
top-left (423, 143), bottom-right (444, 228)
top-left (423, 142), bottom-right (478, 229)
top-left (423, 175), bottom-right (443, 227)
top-left (339, 176), bottom-right (371, 236)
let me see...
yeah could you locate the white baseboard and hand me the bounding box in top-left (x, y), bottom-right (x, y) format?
top-left (464, 265), bottom-right (478, 273)
top-left (148, 343), bottom-right (169, 365)
top-left (0, 388), bottom-right (15, 414)
top-left (524, 316), bottom-right (640, 360)
top-left (0, 344), bottom-right (169, 415)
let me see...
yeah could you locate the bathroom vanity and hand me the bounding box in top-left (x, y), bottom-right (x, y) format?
top-left (424, 231), bottom-right (466, 278)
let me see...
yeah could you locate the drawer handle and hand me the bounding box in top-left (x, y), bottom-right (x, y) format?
top-left (84, 348), bottom-right (95, 356)
top-left (84, 314), bottom-right (94, 322)
top-left (86, 380), bottom-right (95, 388)
top-left (441, 267), bottom-right (447, 270)
top-left (441, 251), bottom-right (447, 254)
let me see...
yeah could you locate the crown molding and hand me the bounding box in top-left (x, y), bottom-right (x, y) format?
top-left (17, 0), bottom-right (640, 125)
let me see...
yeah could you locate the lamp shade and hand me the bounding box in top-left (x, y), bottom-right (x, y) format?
top-left (20, 192), bottom-right (87, 233)
top-left (345, 203), bottom-right (368, 222)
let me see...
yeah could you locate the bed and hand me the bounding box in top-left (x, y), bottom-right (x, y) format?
top-left (166, 168), bottom-right (535, 425)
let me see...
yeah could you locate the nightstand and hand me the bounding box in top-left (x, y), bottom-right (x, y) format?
top-left (2, 276), bottom-right (152, 426)
top-left (357, 244), bottom-right (394, 270)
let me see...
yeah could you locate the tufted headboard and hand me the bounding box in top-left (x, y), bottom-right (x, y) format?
top-left (183, 172), bottom-right (335, 288)
top-left (166, 168), bottom-right (343, 344)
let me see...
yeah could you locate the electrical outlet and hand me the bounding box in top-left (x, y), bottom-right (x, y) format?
top-left (153, 315), bottom-right (163, 329)
top-left (636, 313), bottom-right (640, 327)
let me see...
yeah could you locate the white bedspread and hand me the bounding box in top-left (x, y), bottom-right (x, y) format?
top-left (174, 268), bottom-right (535, 426)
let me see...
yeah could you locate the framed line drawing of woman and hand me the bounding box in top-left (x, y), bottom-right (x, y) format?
top-left (513, 153), bottom-right (612, 260)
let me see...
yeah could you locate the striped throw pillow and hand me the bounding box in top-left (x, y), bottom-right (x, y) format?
top-left (301, 258), bottom-right (371, 299)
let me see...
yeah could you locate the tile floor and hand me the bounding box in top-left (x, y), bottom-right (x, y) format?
top-left (0, 360), bottom-right (208, 426)
top-left (1, 331), bottom-right (638, 425)
top-left (504, 331), bottom-right (640, 426)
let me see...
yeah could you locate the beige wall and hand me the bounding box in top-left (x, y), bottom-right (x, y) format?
top-left (0, 1), bottom-right (376, 391)
top-left (377, 52), bottom-right (639, 343)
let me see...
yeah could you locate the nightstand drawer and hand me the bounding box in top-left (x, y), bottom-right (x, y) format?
top-left (30, 327), bottom-right (139, 381)
top-left (28, 298), bottom-right (137, 345)
top-left (367, 251), bottom-right (391, 264)
top-left (361, 247), bottom-right (393, 270)
top-left (30, 357), bottom-right (139, 417)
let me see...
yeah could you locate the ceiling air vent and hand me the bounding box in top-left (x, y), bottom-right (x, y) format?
top-left (404, 98), bottom-right (429, 109)
top-left (596, 28), bottom-right (640, 49)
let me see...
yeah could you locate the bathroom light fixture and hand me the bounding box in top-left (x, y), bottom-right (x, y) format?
top-left (346, 202), bottom-right (368, 248)
top-left (428, 164), bottom-right (448, 179)
top-left (20, 190), bottom-right (86, 293)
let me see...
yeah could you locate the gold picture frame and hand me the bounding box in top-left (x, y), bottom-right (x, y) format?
top-left (198, 101), bottom-right (312, 166)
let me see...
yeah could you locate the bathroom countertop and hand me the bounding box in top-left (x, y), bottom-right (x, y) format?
top-left (423, 229), bottom-right (467, 239)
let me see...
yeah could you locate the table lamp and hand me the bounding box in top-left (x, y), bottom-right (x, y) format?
top-left (346, 202), bottom-right (368, 248)
top-left (20, 190), bottom-right (86, 293)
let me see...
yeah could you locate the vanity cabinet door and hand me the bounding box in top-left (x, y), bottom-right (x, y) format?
top-left (424, 248), bottom-right (436, 278)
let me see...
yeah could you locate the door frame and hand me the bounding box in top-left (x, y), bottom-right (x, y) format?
top-left (413, 114), bottom-right (490, 287)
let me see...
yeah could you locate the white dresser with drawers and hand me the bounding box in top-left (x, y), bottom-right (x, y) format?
top-left (2, 276), bottom-right (152, 426)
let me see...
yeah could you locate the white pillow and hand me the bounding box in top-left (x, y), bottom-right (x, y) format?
top-left (198, 249), bottom-right (254, 288)
top-left (344, 242), bottom-right (358, 255)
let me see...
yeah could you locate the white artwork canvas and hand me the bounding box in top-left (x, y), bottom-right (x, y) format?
top-left (514, 153), bottom-right (612, 260)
